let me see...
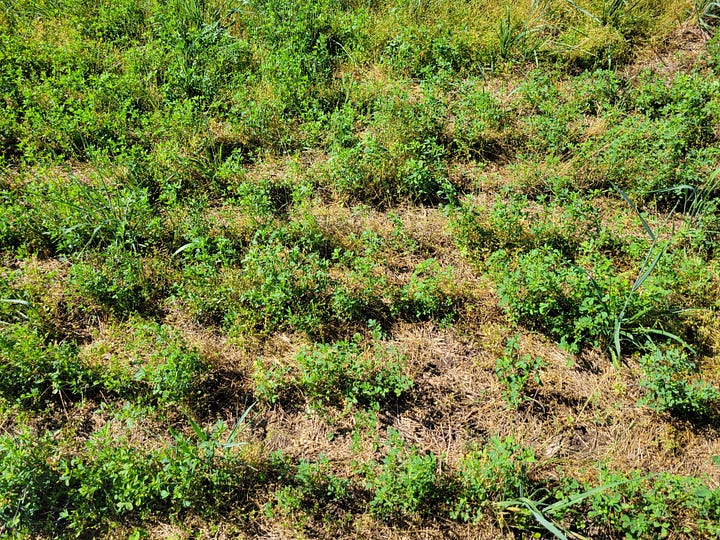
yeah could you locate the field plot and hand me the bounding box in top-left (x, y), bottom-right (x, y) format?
top-left (2, 0), bottom-right (720, 538)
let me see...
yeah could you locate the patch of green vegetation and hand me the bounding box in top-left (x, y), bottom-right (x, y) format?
top-left (363, 429), bottom-right (441, 519)
top-left (87, 320), bottom-right (208, 406)
top-left (495, 334), bottom-right (545, 409)
top-left (2, 0), bottom-right (720, 537)
top-left (638, 347), bottom-right (720, 419)
top-left (452, 436), bottom-right (537, 523)
top-left (0, 323), bottom-right (92, 408)
top-left (254, 325), bottom-right (412, 413)
top-left (267, 454), bottom-right (352, 524)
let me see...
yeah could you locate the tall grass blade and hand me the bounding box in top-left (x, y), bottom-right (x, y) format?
top-left (612, 183), bottom-right (655, 241)
top-left (187, 416), bottom-right (208, 442)
top-left (518, 497), bottom-right (568, 539)
top-left (564, 0), bottom-right (601, 24)
top-left (544, 477), bottom-right (639, 514)
top-left (0, 298), bottom-right (30, 306)
top-left (173, 242), bottom-right (197, 257)
top-left (637, 327), bottom-right (696, 354)
top-left (690, 168), bottom-right (720, 219)
top-left (224, 402), bottom-right (255, 448)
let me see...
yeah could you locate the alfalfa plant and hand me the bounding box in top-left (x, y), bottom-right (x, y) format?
top-left (0, 429), bottom-right (62, 535)
top-left (58, 404), bottom-right (255, 533)
top-left (491, 246), bottom-right (621, 354)
top-left (91, 320), bottom-right (208, 406)
top-left (364, 430), bottom-right (440, 519)
top-left (230, 240), bottom-right (333, 336)
top-left (495, 334), bottom-right (545, 409)
top-left (638, 346), bottom-right (719, 419)
top-left (269, 455), bottom-right (351, 519)
top-left (0, 323), bottom-right (92, 408)
top-left (254, 326), bottom-right (412, 414)
top-left (391, 258), bottom-right (457, 324)
top-left (495, 475), bottom-right (639, 540)
top-left (452, 436), bottom-right (536, 523)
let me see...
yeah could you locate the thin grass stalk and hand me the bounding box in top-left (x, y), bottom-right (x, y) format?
top-left (610, 184), bottom-right (682, 364)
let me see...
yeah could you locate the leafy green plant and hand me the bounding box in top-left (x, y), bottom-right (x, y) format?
top-left (230, 239), bottom-right (333, 336)
top-left (495, 334), bottom-right (545, 409)
top-left (638, 347), bottom-right (719, 419)
top-left (392, 258), bottom-right (457, 323)
top-left (583, 469), bottom-right (720, 538)
top-left (152, 0), bottom-right (253, 104)
top-left (270, 455), bottom-right (351, 519)
top-left (382, 24), bottom-right (472, 78)
top-left (452, 194), bottom-right (529, 259)
top-left (331, 250), bottom-right (391, 323)
top-left (453, 188), bottom-right (606, 262)
top-left (452, 436), bottom-right (536, 523)
top-left (496, 474), bottom-right (641, 540)
top-left (70, 245), bottom-right (169, 316)
top-left (451, 82), bottom-right (509, 159)
top-left (81, 0), bottom-right (147, 45)
top-left (0, 323), bottom-right (92, 408)
top-left (365, 429), bottom-right (440, 519)
top-left (577, 72), bottom-right (720, 197)
top-left (92, 321), bottom-right (207, 406)
top-left (491, 246), bottom-right (624, 353)
top-left (162, 408), bottom-right (255, 508)
top-left (254, 327), bottom-right (412, 413)
top-left (0, 429), bottom-right (62, 536)
top-left (327, 134), bottom-right (453, 207)
top-left (57, 405), bottom-right (254, 533)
